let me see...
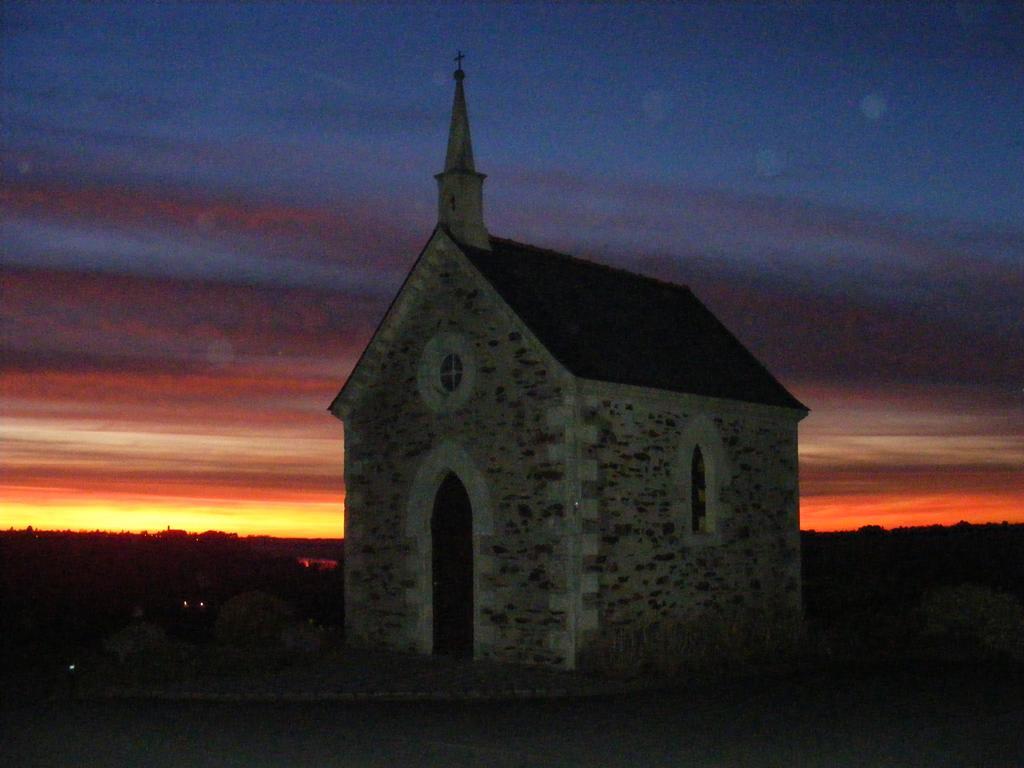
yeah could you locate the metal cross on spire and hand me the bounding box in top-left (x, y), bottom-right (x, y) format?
top-left (454, 50), bottom-right (465, 72)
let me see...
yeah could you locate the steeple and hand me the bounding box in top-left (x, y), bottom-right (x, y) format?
top-left (435, 52), bottom-right (490, 250)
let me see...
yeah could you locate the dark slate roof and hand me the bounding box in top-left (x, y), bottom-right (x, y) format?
top-left (460, 236), bottom-right (807, 411)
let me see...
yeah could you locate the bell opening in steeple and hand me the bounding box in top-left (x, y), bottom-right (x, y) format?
top-left (435, 53), bottom-right (490, 250)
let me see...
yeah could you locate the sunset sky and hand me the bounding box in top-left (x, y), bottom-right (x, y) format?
top-left (2, 2), bottom-right (1022, 537)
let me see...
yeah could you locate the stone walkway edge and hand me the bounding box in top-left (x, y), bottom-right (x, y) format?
top-left (78, 647), bottom-right (649, 703)
top-left (87, 686), bottom-right (623, 703)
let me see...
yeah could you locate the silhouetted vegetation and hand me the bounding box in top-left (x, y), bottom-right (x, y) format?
top-left (3, 522), bottom-right (1022, 696)
top-left (802, 522), bottom-right (1024, 662)
top-left (214, 590), bottom-right (295, 648)
top-left (1, 529), bottom-right (343, 654)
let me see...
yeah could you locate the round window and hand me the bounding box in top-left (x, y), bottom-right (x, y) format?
top-left (418, 333), bottom-right (475, 412)
top-left (440, 353), bottom-right (463, 392)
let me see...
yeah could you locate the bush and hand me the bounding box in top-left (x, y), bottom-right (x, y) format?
top-left (214, 591), bottom-right (293, 648)
top-left (103, 621), bottom-right (168, 663)
top-left (281, 620), bottom-right (324, 654)
top-left (811, 604), bottom-right (920, 662)
top-left (918, 583), bottom-right (1024, 661)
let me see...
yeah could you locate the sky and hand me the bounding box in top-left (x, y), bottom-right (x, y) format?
top-left (2, 1), bottom-right (1022, 537)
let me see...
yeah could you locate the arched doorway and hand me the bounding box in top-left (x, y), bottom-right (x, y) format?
top-left (431, 472), bottom-right (473, 658)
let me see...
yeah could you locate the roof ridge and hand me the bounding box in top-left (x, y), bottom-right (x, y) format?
top-left (488, 235), bottom-right (692, 295)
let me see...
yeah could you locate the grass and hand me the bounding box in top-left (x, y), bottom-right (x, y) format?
top-left (578, 583), bottom-right (1024, 681)
top-left (578, 606), bottom-right (805, 680)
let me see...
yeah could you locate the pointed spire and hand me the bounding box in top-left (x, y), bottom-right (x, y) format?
top-left (443, 67), bottom-right (475, 171)
top-left (435, 52), bottom-right (490, 250)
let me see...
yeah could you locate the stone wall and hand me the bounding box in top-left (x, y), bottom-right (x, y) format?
top-left (336, 233), bottom-right (578, 667)
top-left (571, 381), bottom-right (802, 654)
top-left (334, 232), bottom-right (805, 671)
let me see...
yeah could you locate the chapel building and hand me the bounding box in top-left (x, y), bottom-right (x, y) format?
top-left (329, 62), bottom-right (807, 669)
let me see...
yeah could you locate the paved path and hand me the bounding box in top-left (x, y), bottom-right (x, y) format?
top-left (6, 664), bottom-right (1023, 767)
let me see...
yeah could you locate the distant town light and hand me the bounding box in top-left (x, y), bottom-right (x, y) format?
top-left (297, 556), bottom-right (338, 570)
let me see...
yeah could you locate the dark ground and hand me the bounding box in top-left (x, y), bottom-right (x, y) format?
top-left (4, 525), bottom-right (1023, 766)
top-left (4, 663), bottom-right (1022, 767)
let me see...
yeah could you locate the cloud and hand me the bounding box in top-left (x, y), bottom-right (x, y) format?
top-left (2, 115), bottom-right (435, 216)
top-left (4, 79), bottom-right (188, 125)
top-left (1, 267), bottom-right (376, 375)
top-left (3, 161), bottom-right (1020, 534)
top-left (0, 179), bottom-right (425, 275)
top-left (796, 381), bottom-right (1024, 513)
top-left (269, 93), bottom-right (438, 133)
top-left (2, 214), bottom-right (399, 294)
top-left (0, 265), bottom-right (353, 533)
top-left (506, 169), bottom-right (1023, 301)
top-left (697, 280), bottom-right (1022, 391)
top-left (492, 168), bottom-right (1023, 393)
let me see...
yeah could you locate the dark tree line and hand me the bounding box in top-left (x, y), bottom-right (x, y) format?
top-left (802, 522), bottom-right (1024, 624)
top-left (1, 530), bottom-right (344, 651)
top-left (3, 522), bottom-right (1021, 659)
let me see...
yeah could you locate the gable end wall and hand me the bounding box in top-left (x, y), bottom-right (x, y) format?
top-left (341, 237), bottom-right (580, 668)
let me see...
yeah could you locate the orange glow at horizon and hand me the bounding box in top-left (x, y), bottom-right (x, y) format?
top-left (1, 485), bottom-right (345, 539)
top-left (800, 492), bottom-right (1023, 532)
top-left (5, 481), bottom-right (1023, 538)
top-left (4, 378), bottom-right (1023, 537)
top-left (3, 293), bottom-right (1021, 538)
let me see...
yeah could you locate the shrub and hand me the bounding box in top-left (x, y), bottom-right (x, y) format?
top-left (214, 591), bottom-right (293, 648)
top-left (918, 583), bottom-right (1024, 661)
top-left (281, 620), bottom-right (324, 654)
top-left (102, 621), bottom-right (168, 663)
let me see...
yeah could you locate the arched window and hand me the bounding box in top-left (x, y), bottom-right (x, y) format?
top-left (691, 445), bottom-right (707, 533)
top-left (679, 415), bottom-right (728, 540)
